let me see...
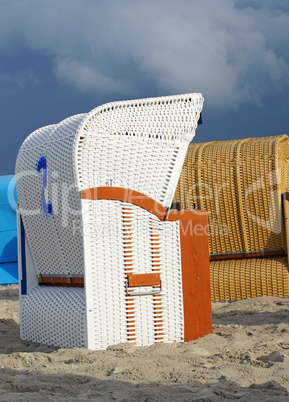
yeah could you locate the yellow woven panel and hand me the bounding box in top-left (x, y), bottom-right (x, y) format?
top-left (210, 257), bottom-right (289, 301)
top-left (176, 134), bottom-right (289, 254)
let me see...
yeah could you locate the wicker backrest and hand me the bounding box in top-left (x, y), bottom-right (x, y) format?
top-left (75, 94), bottom-right (204, 207)
top-left (16, 94), bottom-right (204, 278)
top-left (175, 135), bottom-right (289, 255)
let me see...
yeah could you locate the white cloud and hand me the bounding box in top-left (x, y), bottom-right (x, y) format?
top-left (0, 68), bottom-right (39, 89)
top-left (0, 0), bottom-right (288, 111)
top-left (54, 58), bottom-right (132, 94)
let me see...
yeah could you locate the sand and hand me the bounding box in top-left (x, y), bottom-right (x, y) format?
top-left (0, 285), bottom-right (289, 401)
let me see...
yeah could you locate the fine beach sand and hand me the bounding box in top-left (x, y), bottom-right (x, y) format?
top-left (0, 285), bottom-right (289, 401)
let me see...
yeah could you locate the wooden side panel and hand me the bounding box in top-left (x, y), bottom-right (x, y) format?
top-left (168, 211), bottom-right (212, 341)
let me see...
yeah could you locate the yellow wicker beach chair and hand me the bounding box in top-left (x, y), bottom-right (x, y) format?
top-left (176, 135), bottom-right (289, 301)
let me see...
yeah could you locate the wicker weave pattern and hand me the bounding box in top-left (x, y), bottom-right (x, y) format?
top-left (158, 219), bottom-right (184, 343)
top-left (16, 115), bottom-right (86, 277)
top-left (75, 94), bottom-right (204, 208)
top-left (15, 124), bottom-right (66, 276)
top-left (20, 287), bottom-right (86, 348)
top-left (176, 135), bottom-right (289, 255)
top-left (211, 257), bottom-right (289, 301)
top-left (46, 114), bottom-right (86, 276)
top-left (82, 199), bottom-right (184, 349)
top-left (83, 199), bottom-right (128, 349)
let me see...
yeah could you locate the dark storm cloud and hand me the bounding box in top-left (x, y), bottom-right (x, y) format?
top-left (1, 0), bottom-right (289, 111)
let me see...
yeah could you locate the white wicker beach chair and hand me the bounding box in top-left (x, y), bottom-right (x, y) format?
top-left (15, 94), bottom-right (212, 349)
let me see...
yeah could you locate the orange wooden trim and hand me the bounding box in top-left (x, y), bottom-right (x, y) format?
top-left (127, 273), bottom-right (161, 287)
top-left (82, 187), bottom-right (168, 221)
top-left (39, 276), bottom-right (84, 287)
top-left (178, 212), bottom-right (212, 342)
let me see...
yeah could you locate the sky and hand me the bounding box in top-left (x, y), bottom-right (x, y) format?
top-left (0, 0), bottom-right (289, 174)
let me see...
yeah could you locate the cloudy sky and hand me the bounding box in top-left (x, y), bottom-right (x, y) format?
top-left (0, 0), bottom-right (288, 174)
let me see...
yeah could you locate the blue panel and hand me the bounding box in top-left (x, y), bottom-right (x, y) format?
top-left (0, 175), bottom-right (17, 207)
top-left (0, 175), bottom-right (18, 266)
top-left (0, 231), bottom-right (17, 263)
top-left (0, 204), bottom-right (17, 232)
top-left (0, 262), bottom-right (18, 285)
